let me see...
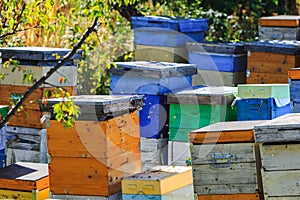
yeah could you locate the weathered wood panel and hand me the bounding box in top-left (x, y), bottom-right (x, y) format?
top-left (262, 170), bottom-right (300, 197)
top-left (168, 141), bottom-right (191, 166)
top-left (6, 148), bottom-right (42, 165)
top-left (191, 143), bottom-right (255, 165)
top-left (134, 44), bottom-right (188, 63)
top-left (192, 70), bottom-right (246, 87)
top-left (198, 193), bottom-right (259, 200)
top-left (194, 183), bottom-right (258, 195)
top-left (259, 26), bottom-right (300, 40)
top-left (51, 193), bottom-right (122, 200)
top-left (260, 144), bottom-right (300, 171)
top-left (246, 72), bottom-right (288, 84)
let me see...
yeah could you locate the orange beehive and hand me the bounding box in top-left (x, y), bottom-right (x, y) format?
top-left (43, 95), bottom-right (143, 197)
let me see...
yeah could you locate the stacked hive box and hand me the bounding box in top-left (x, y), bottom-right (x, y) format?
top-left (122, 165), bottom-right (194, 200)
top-left (41, 95), bottom-right (143, 198)
top-left (259, 15), bottom-right (300, 40)
top-left (244, 40), bottom-right (300, 84)
top-left (0, 162), bottom-right (49, 199)
top-left (109, 61), bottom-right (196, 170)
top-left (190, 120), bottom-right (267, 200)
top-left (186, 42), bottom-right (247, 86)
top-left (288, 68), bottom-right (300, 112)
top-left (0, 47), bottom-right (81, 164)
top-left (0, 105), bottom-right (8, 168)
top-left (165, 86), bottom-right (237, 165)
top-left (131, 16), bottom-right (208, 63)
top-left (254, 113), bottom-right (300, 199)
top-left (236, 84), bottom-right (290, 120)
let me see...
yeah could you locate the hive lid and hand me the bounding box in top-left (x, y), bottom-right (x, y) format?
top-left (131, 16), bottom-right (209, 32)
top-left (244, 40), bottom-right (300, 55)
top-left (40, 95), bottom-right (144, 120)
top-left (259, 15), bottom-right (300, 27)
top-left (255, 113), bottom-right (300, 130)
top-left (186, 42), bottom-right (246, 54)
top-left (0, 47), bottom-right (82, 61)
top-left (165, 86), bottom-right (237, 105)
top-left (110, 61), bottom-right (197, 78)
top-left (237, 84), bottom-right (290, 98)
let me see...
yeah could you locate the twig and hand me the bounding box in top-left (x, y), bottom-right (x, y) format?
top-left (0, 17), bottom-right (100, 129)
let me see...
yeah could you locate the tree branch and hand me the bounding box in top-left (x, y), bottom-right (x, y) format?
top-left (0, 17), bottom-right (100, 129)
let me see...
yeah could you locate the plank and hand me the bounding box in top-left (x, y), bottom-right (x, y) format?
top-left (134, 45), bottom-right (188, 63)
top-left (52, 193), bottom-right (122, 200)
top-left (191, 143), bottom-right (255, 165)
top-left (260, 143), bottom-right (300, 170)
top-left (246, 72), bottom-right (288, 84)
top-left (259, 26), bottom-right (300, 40)
top-left (6, 148), bottom-right (42, 165)
top-left (193, 162), bottom-right (257, 186)
top-left (168, 141), bottom-right (191, 166)
top-left (237, 84), bottom-right (290, 98)
top-left (0, 188), bottom-right (50, 200)
top-left (259, 15), bottom-right (300, 27)
top-left (140, 138), bottom-right (168, 152)
top-left (262, 170), bottom-right (300, 197)
top-left (192, 70), bottom-right (246, 87)
top-left (194, 183), bottom-right (258, 195)
top-left (198, 193), bottom-right (259, 200)
top-left (288, 68), bottom-right (300, 79)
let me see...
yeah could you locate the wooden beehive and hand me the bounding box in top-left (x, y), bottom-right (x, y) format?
top-left (288, 68), bottom-right (300, 112)
top-left (122, 165), bottom-right (194, 200)
top-left (259, 15), bottom-right (300, 40)
top-left (42, 95), bottom-right (143, 197)
top-left (244, 40), bottom-right (300, 84)
top-left (109, 61), bottom-right (196, 138)
top-left (0, 162), bottom-right (49, 199)
top-left (254, 113), bottom-right (300, 199)
top-left (190, 120), bottom-right (267, 199)
top-left (131, 16), bottom-right (208, 47)
top-left (0, 47), bottom-right (81, 128)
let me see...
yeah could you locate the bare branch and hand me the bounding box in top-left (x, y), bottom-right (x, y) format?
top-left (0, 17), bottom-right (99, 129)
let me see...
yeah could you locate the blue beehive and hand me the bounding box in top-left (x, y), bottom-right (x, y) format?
top-left (131, 16), bottom-right (209, 47)
top-left (237, 98), bottom-right (291, 120)
top-left (109, 61), bottom-right (197, 138)
top-left (186, 42), bottom-right (247, 72)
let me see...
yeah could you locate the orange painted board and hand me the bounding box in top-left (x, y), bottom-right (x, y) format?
top-left (190, 120), bottom-right (267, 144)
top-left (198, 193), bottom-right (260, 200)
top-left (47, 111), bottom-right (140, 159)
top-left (288, 68), bottom-right (300, 79)
top-left (0, 162), bottom-right (49, 191)
top-left (49, 155), bottom-right (141, 196)
top-left (259, 15), bottom-right (300, 27)
top-left (246, 72), bottom-right (288, 84)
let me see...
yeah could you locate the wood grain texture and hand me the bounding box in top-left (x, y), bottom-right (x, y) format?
top-left (194, 183), bottom-right (258, 195)
top-left (198, 193), bottom-right (259, 200)
top-left (49, 155), bottom-right (141, 196)
top-left (0, 187), bottom-right (50, 200)
top-left (47, 111), bottom-right (140, 159)
top-left (259, 15), bottom-right (300, 27)
top-left (288, 68), bottom-right (300, 79)
top-left (246, 72), bottom-right (288, 84)
top-left (259, 26), bottom-right (300, 40)
top-left (191, 143), bottom-right (255, 165)
top-left (260, 143), bottom-right (300, 171)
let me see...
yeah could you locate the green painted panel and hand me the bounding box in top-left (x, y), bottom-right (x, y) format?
top-left (169, 128), bottom-right (195, 142)
top-left (0, 106), bottom-right (8, 119)
top-left (169, 104), bottom-right (236, 129)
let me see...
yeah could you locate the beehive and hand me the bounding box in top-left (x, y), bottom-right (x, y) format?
top-left (122, 165), bottom-right (194, 200)
top-left (165, 86), bottom-right (237, 165)
top-left (109, 61), bottom-right (196, 138)
top-left (131, 16), bottom-right (208, 47)
top-left (244, 40), bottom-right (300, 84)
top-left (0, 162), bottom-right (49, 199)
top-left (41, 95), bottom-right (143, 197)
top-left (190, 120), bottom-right (266, 199)
top-left (254, 113), bottom-right (300, 199)
top-left (0, 47), bottom-right (81, 128)
top-left (259, 15), bottom-right (300, 40)
top-left (288, 68), bottom-right (300, 112)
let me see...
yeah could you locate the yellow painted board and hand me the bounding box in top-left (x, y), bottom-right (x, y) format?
top-left (0, 187), bottom-right (50, 200)
top-left (122, 165), bottom-right (193, 195)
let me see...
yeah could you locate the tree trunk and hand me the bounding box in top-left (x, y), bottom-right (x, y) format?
top-left (286, 0), bottom-right (298, 14)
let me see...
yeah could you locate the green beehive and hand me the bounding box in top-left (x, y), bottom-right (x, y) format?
top-left (0, 106), bottom-right (8, 120)
top-left (165, 86), bottom-right (237, 142)
top-left (238, 84), bottom-right (290, 99)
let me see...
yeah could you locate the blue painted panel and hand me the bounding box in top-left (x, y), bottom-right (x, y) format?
top-left (110, 74), bottom-right (193, 95)
top-left (134, 28), bottom-right (205, 47)
top-left (237, 98), bottom-right (291, 120)
top-left (0, 149), bottom-right (6, 168)
top-left (290, 79), bottom-right (300, 102)
top-left (188, 51), bottom-right (247, 72)
top-left (291, 101), bottom-right (300, 113)
top-left (131, 16), bottom-right (209, 33)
